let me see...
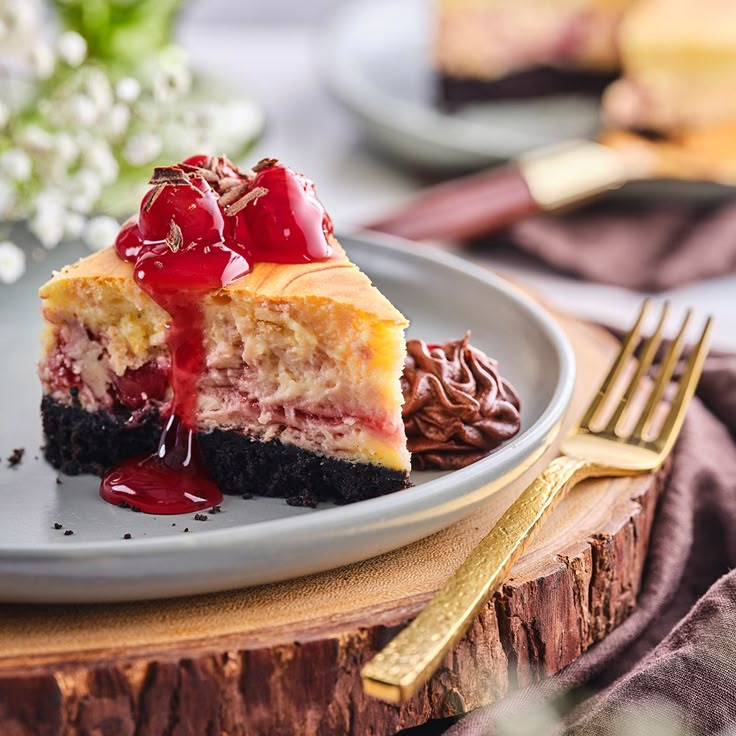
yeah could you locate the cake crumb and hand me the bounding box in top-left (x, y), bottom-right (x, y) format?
top-left (6, 448), bottom-right (25, 467)
top-left (183, 527), bottom-right (190, 532)
top-left (53, 522), bottom-right (63, 530)
top-left (123, 533), bottom-right (132, 540)
top-left (241, 493), bottom-right (253, 500)
top-left (64, 529), bottom-right (74, 536)
top-left (208, 505), bottom-right (221, 514)
top-left (56, 476), bottom-right (63, 485)
top-left (194, 513), bottom-right (208, 521)
top-left (171, 523), bottom-right (176, 527)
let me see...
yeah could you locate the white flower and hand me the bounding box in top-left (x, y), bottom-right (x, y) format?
top-left (84, 140), bottom-right (118, 185)
top-left (68, 94), bottom-right (98, 127)
top-left (152, 63), bottom-right (192, 104)
top-left (0, 1), bottom-right (36, 40)
top-left (0, 241), bottom-right (26, 284)
top-left (56, 31), bottom-right (86, 67)
top-left (55, 133), bottom-right (79, 164)
top-left (67, 170), bottom-right (102, 213)
top-left (84, 216), bottom-right (120, 251)
top-left (0, 101), bottom-right (8, 129)
top-left (30, 191), bottom-right (66, 249)
top-left (115, 77), bottom-right (141, 103)
top-left (105, 103), bottom-right (130, 137)
top-left (17, 124), bottom-right (54, 153)
top-left (63, 212), bottom-right (86, 240)
top-left (84, 69), bottom-right (113, 111)
top-left (0, 149), bottom-right (32, 181)
top-left (29, 41), bottom-right (55, 79)
top-left (124, 132), bottom-right (162, 166)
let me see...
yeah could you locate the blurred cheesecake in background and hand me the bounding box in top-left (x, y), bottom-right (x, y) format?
top-left (603, 0), bottom-right (736, 132)
top-left (435, 0), bottom-right (736, 136)
top-left (434, 0), bottom-right (634, 105)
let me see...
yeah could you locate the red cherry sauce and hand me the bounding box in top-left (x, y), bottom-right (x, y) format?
top-left (101, 157), bottom-right (333, 514)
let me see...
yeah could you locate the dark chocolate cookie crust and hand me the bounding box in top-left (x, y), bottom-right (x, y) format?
top-left (41, 396), bottom-right (160, 476)
top-left (437, 67), bottom-right (616, 111)
top-left (41, 397), bottom-right (410, 506)
top-left (198, 429), bottom-right (410, 507)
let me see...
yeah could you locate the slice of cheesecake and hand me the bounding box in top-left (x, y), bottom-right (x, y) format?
top-left (39, 157), bottom-right (410, 507)
top-left (434, 0), bottom-right (632, 104)
top-left (603, 0), bottom-right (736, 132)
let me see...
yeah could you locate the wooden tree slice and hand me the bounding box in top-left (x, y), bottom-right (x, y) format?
top-left (0, 314), bottom-right (667, 736)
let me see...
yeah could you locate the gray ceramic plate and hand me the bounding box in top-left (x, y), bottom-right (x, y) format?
top-left (322, 0), bottom-right (733, 200)
top-left (0, 230), bottom-right (574, 603)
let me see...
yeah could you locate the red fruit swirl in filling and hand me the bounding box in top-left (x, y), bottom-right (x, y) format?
top-left (101, 156), bottom-right (334, 514)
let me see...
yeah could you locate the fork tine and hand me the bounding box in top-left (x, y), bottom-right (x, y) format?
top-left (578, 299), bottom-right (650, 431)
top-left (604, 301), bottom-right (669, 437)
top-left (631, 309), bottom-right (692, 442)
top-left (654, 317), bottom-right (713, 451)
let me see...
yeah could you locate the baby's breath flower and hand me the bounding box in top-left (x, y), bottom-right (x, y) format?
top-left (0, 101), bottom-right (8, 129)
top-left (124, 132), bottom-right (162, 166)
top-left (56, 31), bottom-right (86, 68)
top-left (84, 140), bottom-right (118, 185)
top-left (68, 94), bottom-right (98, 127)
top-left (0, 241), bottom-right (26, 285)
top-left (17, 124), bottom-right (54, 153)
top-left (84, 69), bottom-right (113, 111)
top-left (104, 103), bottom-right (130, 137)
top-left (84, 215), bottom-right (120, 251)
top-left (0, 148), bottom-right (32, 181)
top-left (67, 169), bottom-right (101, 214)
top-left (0, 1), bottom-right (35, 41)
top-left (54, 133), bottom-right (79, 165)
top-left (63, 212), bottom-right (86, 240)
top-left (115, 77), bottom-right (141, 103)
top-left (30, 191), bottom-right (66, 249)
top-left (152, 63), bottom-right (192, 104)
top-left (29, 41), bottom-right (55, 79)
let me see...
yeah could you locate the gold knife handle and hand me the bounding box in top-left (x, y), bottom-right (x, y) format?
top-left (361, 456), bottom-right (597, 703)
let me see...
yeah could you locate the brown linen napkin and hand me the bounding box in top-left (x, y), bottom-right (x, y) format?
top-left (434, 351), bottom-right (736, 735)
top-left (508, 201), bottom-right (736, 291)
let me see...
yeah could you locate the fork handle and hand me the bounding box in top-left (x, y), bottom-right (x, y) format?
top-left (361, 456), bottom-right (602, 703)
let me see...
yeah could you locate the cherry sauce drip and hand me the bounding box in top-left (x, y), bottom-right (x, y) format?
top-left (101, 157), bottom-right (333, 514)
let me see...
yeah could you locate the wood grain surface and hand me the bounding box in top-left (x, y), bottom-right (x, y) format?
top-left (0, 314), bottom-right (668, 736)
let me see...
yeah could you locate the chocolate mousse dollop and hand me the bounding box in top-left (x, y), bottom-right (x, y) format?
top-left (402, 334), bottom-right (521, 470)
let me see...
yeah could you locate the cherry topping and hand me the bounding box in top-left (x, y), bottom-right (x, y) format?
top-left (139, 176), bottom-right (224, 246)
top-left (113, 363), bottom-right (168, 411)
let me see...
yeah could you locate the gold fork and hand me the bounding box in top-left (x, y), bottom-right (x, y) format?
top-left (361, 300), bottom-right (712, 703)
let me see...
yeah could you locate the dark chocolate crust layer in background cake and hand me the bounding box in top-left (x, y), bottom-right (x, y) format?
top-left (437, 67), bottom-right (617, 111)
top-left (41, 397), bottom-right (411, 506)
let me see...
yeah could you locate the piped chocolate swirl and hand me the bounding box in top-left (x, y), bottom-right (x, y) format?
top-left (402, 334), bottom-right (521, 470)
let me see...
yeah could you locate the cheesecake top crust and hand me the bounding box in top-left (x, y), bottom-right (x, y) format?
top-left (39, 239), bottom-right (407, 329)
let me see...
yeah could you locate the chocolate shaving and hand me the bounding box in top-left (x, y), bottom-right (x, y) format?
top-left (166, 220), bottom-right (183, 252)
top-left (178, 164), bottom-right (220, 183)
top-left (218, 181), bottom-right (250, 208)
top-left (253, 157), bottom-right (278, 172)
top-left (218, 176), bottom-right (244, 193)
top-left (142, 185), bottom-right (164, 212)
top-left (224, 186), bottom-right (268, 216)
top-left (149, 166), bottom-right (190, 186)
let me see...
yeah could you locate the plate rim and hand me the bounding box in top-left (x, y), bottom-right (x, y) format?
top-left (0, 228), bottom-right (575, 563)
